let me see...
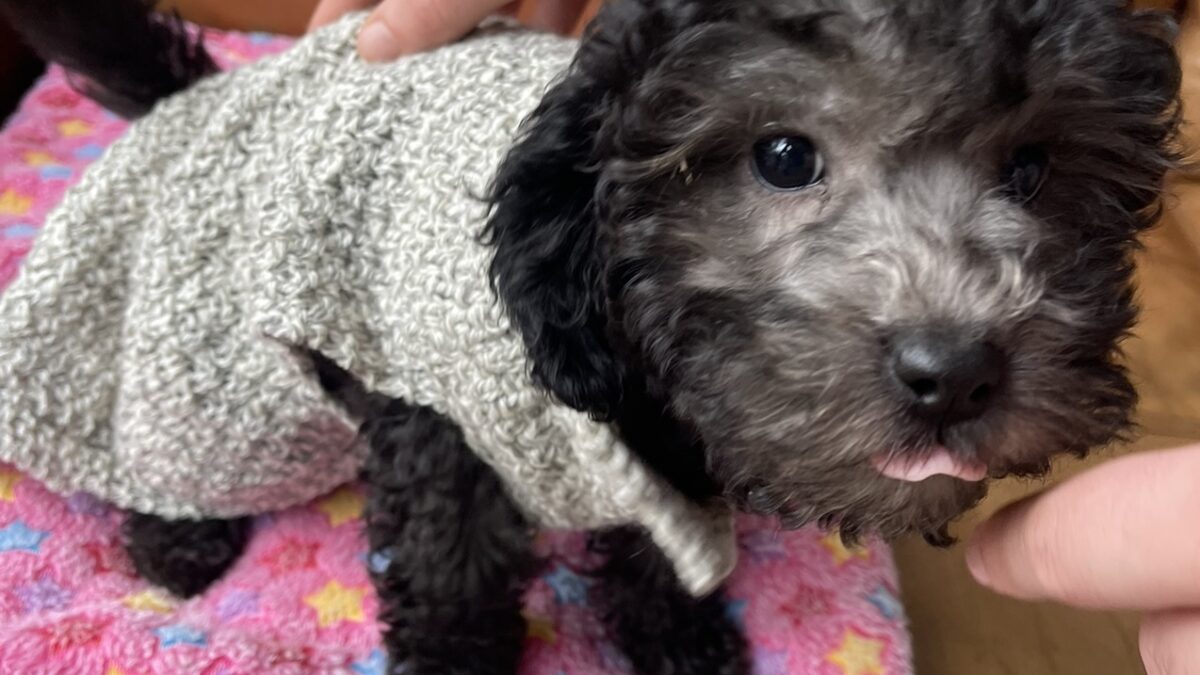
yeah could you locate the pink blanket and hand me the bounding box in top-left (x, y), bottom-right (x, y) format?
top-left (0, 28), bottom-right (913, 675)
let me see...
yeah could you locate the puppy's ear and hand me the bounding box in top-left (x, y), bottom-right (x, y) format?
top-left (1106, 7), bottom-right (1183, 216)
top-left (484, 1), bottom-right (716, 419)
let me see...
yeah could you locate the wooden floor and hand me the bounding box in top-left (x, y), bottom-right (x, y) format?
top-left (895, 199), bottom-right (1200, 674)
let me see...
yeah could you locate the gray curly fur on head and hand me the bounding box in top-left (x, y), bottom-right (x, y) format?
top-left (487, 0), bottom-right (1182, 544)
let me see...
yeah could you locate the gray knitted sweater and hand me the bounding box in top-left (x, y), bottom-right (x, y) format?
top-left (0, 14), bottom-right (735, 596)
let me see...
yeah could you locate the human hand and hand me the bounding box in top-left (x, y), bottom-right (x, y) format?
top-left (966, 443), bottom-right (1200, 674)
top-left (308, 0), bottom-right (591, 62)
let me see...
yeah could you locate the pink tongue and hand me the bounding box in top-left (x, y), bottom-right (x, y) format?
top-left (872, 448), bottom-right (987, 483)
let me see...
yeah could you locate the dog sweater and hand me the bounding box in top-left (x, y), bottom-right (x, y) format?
top-left (0, 14), bottom-right (736, 596)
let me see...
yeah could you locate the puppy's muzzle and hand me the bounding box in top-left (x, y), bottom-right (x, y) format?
top-left (889, 327), bottom-right (1006, 426)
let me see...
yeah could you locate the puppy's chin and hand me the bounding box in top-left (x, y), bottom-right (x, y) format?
top-left (728, 463), bottom-right (990, 547)
top-left (731, 436), bottom-right (1107, 546)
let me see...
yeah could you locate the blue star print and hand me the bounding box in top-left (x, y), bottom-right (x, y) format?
top-left (39, 166), bottom-right (72, 180)
top-left (73, 144), bottom-right (104, 160)
top-left (367, 550), bottom-right (393, 574)
top-left (1, 223), bottom-right (37, 239)
top-left (544, 564), bottom-right (590, 606)
top-left (0, 521), bottom-right (48, 552)
top-left (867, 585), bottom-right (903, 621)
top-left (352, 649), bottom-right (387, 675)
top-left (155, 624), bottom-right (207, 648)
top-left (725, 598), bottom-right (748, 630)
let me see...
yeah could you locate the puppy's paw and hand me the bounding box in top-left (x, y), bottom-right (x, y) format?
top-left (612, 591), bottom-right (751, 675)
top-left (592, 528), bottom-right (750, 675)
top-left (122, 513), bottom-right (251, 598)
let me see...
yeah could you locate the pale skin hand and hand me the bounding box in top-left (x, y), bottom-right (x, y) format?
top-left (966, 443), bottom-right (1200, 675)
top-left (308, 0), bottom-right (588, 62)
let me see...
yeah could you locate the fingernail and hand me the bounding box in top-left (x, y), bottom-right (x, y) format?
top-left (965, 543), bottom-right (991, 587)
top-left (358, 19), bottom-right (400, 62)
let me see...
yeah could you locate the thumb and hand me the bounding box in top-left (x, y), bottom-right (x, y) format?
top-left (966, 444), bottom-right (1200, 611)
top-left (308, 0), bottom-right (376, 31)
top-left (358, 0), bottom-right (514, 61)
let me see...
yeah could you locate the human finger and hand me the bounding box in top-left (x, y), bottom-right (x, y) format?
top-left (308, 0), bottom-right (376, 31)
top-left (358, 0), bottom-right (514, 61)
top-left (515, 0), bottom-right (590, 34)
top-left (1141, 609), bottom-right (1200, 675)
top-left (966, 444), bottom-right (1200, 610)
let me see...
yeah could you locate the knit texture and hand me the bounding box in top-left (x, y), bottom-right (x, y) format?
top-left (0, 14), bottom-right (735, 596)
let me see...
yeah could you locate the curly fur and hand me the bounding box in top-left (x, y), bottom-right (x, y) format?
top-left (590, 528), bottom-right (750, 675)
top-left (122, 513), bottom-right (251, 598)
top-left (485, 0), bottom-right (1181, 544)
top-left (1, 0), bottom-right (1182, 673)
top-left (361, 401), bottom-right (536, 675)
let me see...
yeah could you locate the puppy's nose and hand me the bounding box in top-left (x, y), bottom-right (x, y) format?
top-left (890, 329), bottom-right (1005, 425)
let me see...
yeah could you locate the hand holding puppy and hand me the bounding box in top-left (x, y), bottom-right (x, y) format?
top-left (308, 0), bottom-right (590, 61)
top-left (967, 443), bottom-right (1200, 674)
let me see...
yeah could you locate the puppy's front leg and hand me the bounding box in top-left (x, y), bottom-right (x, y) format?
top-left (592, 528), bottom-right (750, 675)
top-left (363, 401), bottom-right (535, 675)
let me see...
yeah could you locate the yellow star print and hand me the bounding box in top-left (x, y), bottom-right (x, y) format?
top-left (305, 580), bottom-right (367, 628)
top-left (0, 189), bottom-right (32, 216)
top-left (57, 119), bottom-right (93, 138)
top-left (316, 486), bottom-right (364, 526)
top-left (523, 611), bottom-right (556, 644)
top-left (827, 629), bottom-right (886, 675)
top-left (105, 666), bottom-right (125, 675)
top-left (0, 467), bottom-right (22, 502)
top-left (23, 151), bottom-right (55, 167)
top-left (122, 589), bottom-right (174, 613)
top-left (820, 531), bottom-right (871, 566)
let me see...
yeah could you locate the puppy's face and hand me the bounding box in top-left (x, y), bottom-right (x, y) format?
top-left (488, 0), bottom-right (1181, 542)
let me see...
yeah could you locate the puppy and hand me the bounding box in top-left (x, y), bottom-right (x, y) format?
top-left (0, 1), bottom-right (1180, 674)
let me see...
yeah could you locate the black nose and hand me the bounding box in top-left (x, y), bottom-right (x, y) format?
top-left (890, 329), bottom-right (1005, 425)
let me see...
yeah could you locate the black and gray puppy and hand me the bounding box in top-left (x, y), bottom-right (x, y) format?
top-left (0, 0), bottom-right (1181, 674)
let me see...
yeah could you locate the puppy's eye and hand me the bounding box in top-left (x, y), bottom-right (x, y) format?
top-left (752, 136), bottom-right (825, 190)
top-left (1003, 145), bottom-right (1049, 203)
